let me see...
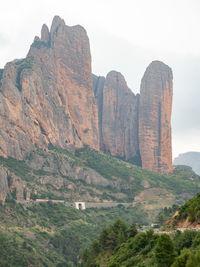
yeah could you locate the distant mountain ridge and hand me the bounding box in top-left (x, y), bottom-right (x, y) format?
top-left (174, 152), bottom-right (200, 175)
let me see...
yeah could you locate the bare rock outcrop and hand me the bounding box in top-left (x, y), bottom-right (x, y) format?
top-left (0, 16), bottom-right (173, 175)
top-left (93, 71), bottom-right (140, 161)
top-left (0, 16), bottom-right (99, 159)
top-left (139, 61), bottom-right (173, 173)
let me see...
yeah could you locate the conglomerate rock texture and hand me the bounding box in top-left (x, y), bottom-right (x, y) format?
top-left (139, 61), bottom-right (173, 173)
top-left (0, 16), bottom-right (99, 159)
top-left (0, 16), bottom-right (173, 174)
top-left (93, 71), bottom-right (140, 161)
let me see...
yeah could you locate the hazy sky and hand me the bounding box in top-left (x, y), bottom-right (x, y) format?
top-left (0, 0), bottom-right (200, 158)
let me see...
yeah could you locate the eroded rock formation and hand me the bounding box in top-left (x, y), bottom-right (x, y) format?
top-left (0, 16), bottom-right (99, 159)
top-left (0, 16), bottom-right (173, 174)
top-left (139, 61), bottom-right (173, 173)
top-left (93, 71), bottom-right (140, 161)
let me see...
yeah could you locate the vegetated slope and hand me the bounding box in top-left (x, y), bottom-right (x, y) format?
top-left (174, 151), bottom-right (200, 175)
top-left (0, 201), bottom-right (147, 266)
top-left (0, 148), bottom-right (200, 266)
top-left (81, 220), bottom-right (200, 267)
top-left (170, 191), bottom-right (200, 229)
top-left (0, 146), bottom-right (199, 223)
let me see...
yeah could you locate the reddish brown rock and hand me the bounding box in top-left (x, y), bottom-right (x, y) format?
top-left (139, 61), bottom-right (173, 173)
top-left (93, 74), bottom-right (105, 150)
top-left (94, 71), bottom-right (140, 161)
top-left (0, 16), bottom-right (173, 175)
top-left (0, 16), bottom-right (99, 159)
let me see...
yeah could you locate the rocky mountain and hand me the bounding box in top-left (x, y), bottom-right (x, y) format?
top-left (93, 71), bottom-right (140, 161)
top-left (174, 152), bottom-right (200, 175)
top-left (139, 61), bottom-right (173, 173)
top-left (0, 16), bottom-right (173, 173)
top-left (0, 16), bottom-right (99, 160)
top-left (94, 61), bottom-right (173, 173)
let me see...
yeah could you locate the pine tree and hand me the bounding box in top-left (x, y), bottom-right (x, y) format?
top-left (155, 234), bottom-right (176, 267)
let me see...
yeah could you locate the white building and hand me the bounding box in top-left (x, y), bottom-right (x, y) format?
top-left (75, 202), bottom-right (86, 210)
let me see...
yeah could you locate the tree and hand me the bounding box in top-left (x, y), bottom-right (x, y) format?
top-left (155, 234), bottom-right (176, 267)
top-left (174, 230), bottom-right (197, 253)
top-left (171, 248), bottom-right (190, 267)
top-left (127, 223), bottom-right (137, 238)
top-left (186, 252), bottom-right (200, 267)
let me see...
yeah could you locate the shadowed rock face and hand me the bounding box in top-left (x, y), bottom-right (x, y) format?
top-left (93, 71), bottom-right (140, 161)
top-left (0, 166), bottom-right (9, 202)
top-left (139, 61), bottom-right (173, 173)
top-left (0, 16), bottom-right (99, 159)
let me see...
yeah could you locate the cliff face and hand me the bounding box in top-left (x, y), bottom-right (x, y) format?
top-left (139, 61), bottom-right (173, 173)
top-left (0, 16), bottom-right (99, 159)
top-left (93, 71), bottom-right (140, 161)
top-left (0, 16), bottom-right (173, 174)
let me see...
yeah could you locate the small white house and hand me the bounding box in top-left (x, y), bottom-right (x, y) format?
top-left (75, 202), bottom-right (86, 210)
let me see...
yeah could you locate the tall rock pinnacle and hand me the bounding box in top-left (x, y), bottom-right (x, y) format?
top-left (93, 71), bottom-right (140, 161)
top-left (139, 61), bottom-right (173, 173)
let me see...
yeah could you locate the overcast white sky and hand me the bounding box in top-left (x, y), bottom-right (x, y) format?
top-left (0, 0), bottom-right (200, 158)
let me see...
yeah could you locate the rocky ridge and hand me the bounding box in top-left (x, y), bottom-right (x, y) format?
top-left (94, 61), bottom-right (173, 173)
top-left (0, 16), bottom-right (173, 173)
top-left (0, 16), bottom-right (99, 159)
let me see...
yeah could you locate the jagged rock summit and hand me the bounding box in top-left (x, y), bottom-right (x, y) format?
top-left (93, 71), bottom-right (140, 162)
top-left (94, 61), bottom-right (173, 173)
top-left (0, 16), bottom-right (99, 159)
top-left (0, 16), bottom-right (173, 173)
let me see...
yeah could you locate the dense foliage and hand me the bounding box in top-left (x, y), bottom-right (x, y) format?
top-left (0, 201), bottom-right (148, 266)
top-left (177, 192), bottom-right (200, 223)
top-left (81, 221), bottom-right (200, 267)
top-left (0, 146), bottom-right (199, 265)
top-left (156, 205), bottom-right (179, 225)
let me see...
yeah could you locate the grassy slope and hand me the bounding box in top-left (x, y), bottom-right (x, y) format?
top-left (74, 147), bottom-right (200, 196)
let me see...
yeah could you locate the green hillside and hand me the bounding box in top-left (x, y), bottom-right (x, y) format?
top-left (0, 201), bottom-right (147, 266)
top-left (0, 146), bottom-right (199, 223)
top-left (81, 220), bottom-right (200, 267)
top-left (0, 146), bottom-right (199, 265)
top-left (75, 147), bottom-right (200, 198)
top-left (171, 192), bottom-right (200, 226)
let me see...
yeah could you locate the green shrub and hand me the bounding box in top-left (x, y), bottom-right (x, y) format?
top-left (0, 156), bottom-right (34, 182)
